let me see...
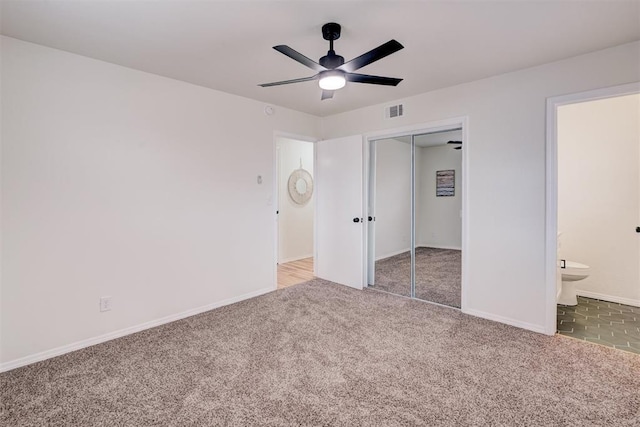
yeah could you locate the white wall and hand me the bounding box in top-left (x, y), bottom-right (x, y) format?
top-left (374, 138), bottom-right (411, 259)
top-left (2, 35), bottom-right (639, 370)
top-left (0, 37), bottom-right (320, 368)
top-left (322, 41), bottom-right (640, 332)
top-left (277, 138), bottom-right (314, 263)
top-left (416, 145), bottom-right (462, 249)
top-left (558, 94), bottom-right (640, 306)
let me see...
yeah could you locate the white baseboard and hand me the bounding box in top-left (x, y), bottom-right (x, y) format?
top-left (462, 308), bottom-right (548, 335)
top-left (279, 254), bottom-right (313, 264)
top-left (375, 247), bottom-right (410, 261)
top-left (375, 245), bottom-right (462, 261)
top-left (576, 290), bottom-right (640, 308)
top-left (0, 286), bottom-right (274, 373)
top-left (416, 244), bottom-right (462, 251)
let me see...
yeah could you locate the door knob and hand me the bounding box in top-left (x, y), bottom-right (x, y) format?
top-left (368, 216), bottom-right (373, 221)
top-left (353, 217), bottom-right (360, 223)
top-left (636, 226), bottom-right (640, 233)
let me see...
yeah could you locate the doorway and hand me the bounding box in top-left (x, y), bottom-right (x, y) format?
top-left (546, 83), bottom-right (640, 352)
top-left (366, 120), bottom-right (467, 308)
top-left (275, 136), bottom-right (316, 289)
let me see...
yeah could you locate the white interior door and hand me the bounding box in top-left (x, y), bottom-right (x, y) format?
top-left (316, 135), bottom-right (364, 289)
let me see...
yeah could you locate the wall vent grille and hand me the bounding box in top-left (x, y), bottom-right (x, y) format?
top-left (386, 103), bottom-right (404, 119)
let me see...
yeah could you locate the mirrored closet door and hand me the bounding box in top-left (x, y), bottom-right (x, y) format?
top-left (367, 136), bottom-right (412, 297)
top-left (368, 130), bottom-right (463, 308)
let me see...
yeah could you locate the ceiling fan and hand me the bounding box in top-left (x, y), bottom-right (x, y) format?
top-left (447, 140), bottom-right (463, 150)
top-left (259, 23), bottom-right (404, 100)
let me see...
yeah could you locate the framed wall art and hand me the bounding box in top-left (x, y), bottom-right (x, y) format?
top-left (436, 170), bottom-right (455, 197)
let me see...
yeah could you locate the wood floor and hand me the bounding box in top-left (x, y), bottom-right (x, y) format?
top-left (277, 257), bottom-right (314, 289)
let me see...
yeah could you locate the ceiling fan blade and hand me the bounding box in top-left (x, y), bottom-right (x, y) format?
top-left (258, 75), bottom-right (319, 87)
top-left (338, 40), bottom-right (404, 73)
top-left (346, 73), bottom-right (402, 86)
top-left (321, 90), bottom-right (334, 100)
top-left (273, 45), bottom-right (326, 72)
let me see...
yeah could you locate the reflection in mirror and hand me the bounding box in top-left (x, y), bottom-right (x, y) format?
top-left (369, 136), bottom-right (412, 297)
top-left (413, 130), bottom-right (462, 307)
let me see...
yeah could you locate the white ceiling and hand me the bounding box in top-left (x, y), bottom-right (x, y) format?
top-left (386, 129), bottom-right (462, 147)
top-left (2, 1), bottom-right (639, 117)
top-left (414, 130), bottom-right (462, 148)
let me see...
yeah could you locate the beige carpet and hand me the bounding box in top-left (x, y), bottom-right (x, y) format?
top-left (1, 279), bottom-right (639, 426)
top-left (373, 247), bottom-right (461, 307)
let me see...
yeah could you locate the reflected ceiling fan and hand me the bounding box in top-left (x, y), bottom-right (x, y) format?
top-left (259, 23), bottom-right (404, 100)
top-left (447, 140), bottom-right (463, 150)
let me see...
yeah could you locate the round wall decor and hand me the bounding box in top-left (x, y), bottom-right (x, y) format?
top-left (287, 168), bottom-right (314, 205)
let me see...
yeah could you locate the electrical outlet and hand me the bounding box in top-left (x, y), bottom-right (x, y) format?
top-left (99, 296), bottom-right (112, 312)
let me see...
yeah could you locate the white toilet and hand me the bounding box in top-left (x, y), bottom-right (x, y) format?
top-left (557, 260), bottom-right (590, 306)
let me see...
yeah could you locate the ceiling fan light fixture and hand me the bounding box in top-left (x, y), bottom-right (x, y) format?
top-left (318, 70), bottom-right (346, 90)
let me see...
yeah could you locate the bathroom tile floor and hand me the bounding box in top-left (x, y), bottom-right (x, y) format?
top-left (557, 296), bottom-right (640, 354)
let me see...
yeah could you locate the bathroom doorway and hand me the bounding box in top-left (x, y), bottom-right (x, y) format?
top-left (546, 83), bottom-right (640, 353)
top-left (275, 136), bottom-right (316, 289)
top-left (366, 120), bottom-right (467, 309)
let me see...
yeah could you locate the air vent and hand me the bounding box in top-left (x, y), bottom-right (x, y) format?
top-left (386, 103), bottom-right (404, 119)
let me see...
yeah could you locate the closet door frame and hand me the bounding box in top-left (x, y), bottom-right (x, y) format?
top-left (364, 116), bottom-right (468, 310)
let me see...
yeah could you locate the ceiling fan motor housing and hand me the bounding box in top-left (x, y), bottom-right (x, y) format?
top-left (320, 23), bottom-right (344, 69)
top-left (319, 53), bottom-right (344, 69)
